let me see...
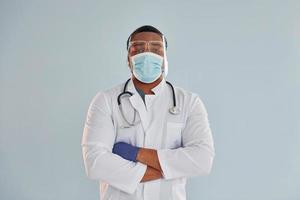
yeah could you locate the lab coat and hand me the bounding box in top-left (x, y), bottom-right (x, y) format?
top-left (81, 77), bottom-right (215, 200)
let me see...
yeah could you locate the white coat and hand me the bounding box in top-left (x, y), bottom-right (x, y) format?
top-left (81, 77), bottom-right (215, 200)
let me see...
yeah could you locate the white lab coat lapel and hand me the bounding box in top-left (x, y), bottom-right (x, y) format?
top-left (126, 78), bottom-right (150, 131)
top-left (145, 78), bottom-right (167, 110)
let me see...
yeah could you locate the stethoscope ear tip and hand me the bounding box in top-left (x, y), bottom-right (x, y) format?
top-left (169, 107), bottom-right (180, 115)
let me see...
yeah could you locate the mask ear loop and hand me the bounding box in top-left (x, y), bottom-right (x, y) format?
top-left (162, 36), bottom-right (168, 78)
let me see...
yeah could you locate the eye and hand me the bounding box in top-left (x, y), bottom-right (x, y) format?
top-left (150, 43), bottom-right (163, 54)
top-left (150, 48), bottom-right (163, 55)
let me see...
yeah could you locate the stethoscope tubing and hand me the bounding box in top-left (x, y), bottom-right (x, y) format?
top-left (117, 78), bottom-right (179, 127)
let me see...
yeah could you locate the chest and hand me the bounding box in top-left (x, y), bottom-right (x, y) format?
top-left (112, 93), bottom-right (186, 149)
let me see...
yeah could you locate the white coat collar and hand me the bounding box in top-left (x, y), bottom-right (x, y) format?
top-left (126, 76), bottom-right (167, 97)
top-left (125, 77), bottom-right (167, 131)
top-left (150, 77), bottom-right (167, 97)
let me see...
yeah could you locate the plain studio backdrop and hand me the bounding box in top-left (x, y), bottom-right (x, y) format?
top-left (1, 0), bottom-right (300, 200)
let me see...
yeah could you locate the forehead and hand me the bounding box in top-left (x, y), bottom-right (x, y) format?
top-left (130, 32), bottom-right (162, 42)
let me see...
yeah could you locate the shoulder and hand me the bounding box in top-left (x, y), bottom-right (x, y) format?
top-left (89, 82), bottom-right (125, 108)
top-left (172, 84), bottom-right (208, 115)
top-left (172, 84), bottom-right (202, 103)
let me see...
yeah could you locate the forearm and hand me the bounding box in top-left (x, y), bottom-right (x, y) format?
top-left (140, 165), bottom-right (162, 182)
top-left (82, 143), bottom-right (147, 194)
top-left (157, 145), bottom-right (215, 180)
top-left (136, 148), bottom-right (162, 172)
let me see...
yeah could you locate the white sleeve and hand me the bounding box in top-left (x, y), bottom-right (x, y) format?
top-left (81, 92), bottom-right (147, 194)
top-left (157, 95), bottom-right (215, 180)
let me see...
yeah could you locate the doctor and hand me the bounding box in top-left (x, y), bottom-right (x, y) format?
top-left (81, 25), bottom-right (215, 200)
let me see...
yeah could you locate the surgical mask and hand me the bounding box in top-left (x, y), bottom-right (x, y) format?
top-left (130, 52), bottom-right (164, 83)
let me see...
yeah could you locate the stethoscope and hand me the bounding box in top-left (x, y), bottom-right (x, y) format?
top-left (117, 78), bottom-right (180, 128)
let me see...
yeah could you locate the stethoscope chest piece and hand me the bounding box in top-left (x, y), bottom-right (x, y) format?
top-left (169, 106), bottom-right (180, 115)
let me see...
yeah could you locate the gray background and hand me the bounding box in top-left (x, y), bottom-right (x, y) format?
top-left (1, 0), bottom-right (300, 199)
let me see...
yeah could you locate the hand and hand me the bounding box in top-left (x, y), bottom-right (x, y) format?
top-left (112, 142), bottom-right (140, 162)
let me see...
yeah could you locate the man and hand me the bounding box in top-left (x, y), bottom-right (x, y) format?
top-left (81, 25), bottom-right (215, 200)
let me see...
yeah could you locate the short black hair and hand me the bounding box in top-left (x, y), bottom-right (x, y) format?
top-left (126, 25), bottom-right (168, 50)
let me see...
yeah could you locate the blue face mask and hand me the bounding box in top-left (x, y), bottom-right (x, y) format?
top-left (130, 52), bottom-right (164, 83)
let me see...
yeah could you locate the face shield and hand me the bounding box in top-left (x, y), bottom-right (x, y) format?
top-left (162, 36), bottom-right (168, 77)
top-left (127, 34), bottom-right (168, 78)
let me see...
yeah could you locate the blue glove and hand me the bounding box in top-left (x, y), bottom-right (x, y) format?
top-left (112, 142), bottom-right (140, 162)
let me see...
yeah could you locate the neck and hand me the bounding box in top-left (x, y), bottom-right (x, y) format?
top-left (132, 75), bottom-right (163, 94)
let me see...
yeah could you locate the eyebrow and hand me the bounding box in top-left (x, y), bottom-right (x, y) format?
top-left (130, 40), bottom-right (163, 42)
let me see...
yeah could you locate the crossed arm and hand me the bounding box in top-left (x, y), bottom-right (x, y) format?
top-left (82, 92), bottom-right (215, 194)
top-left (136, 148), bottom-right (162, 182)
top-left (112, 142), bottom-right (163, 182)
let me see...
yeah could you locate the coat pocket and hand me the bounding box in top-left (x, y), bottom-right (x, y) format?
top-left (164, 122), bottom-right (184, 149)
